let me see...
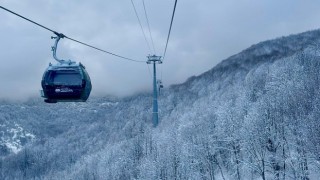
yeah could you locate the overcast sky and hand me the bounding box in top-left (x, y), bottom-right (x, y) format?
top-left (1, 0), bottom-right (320, 101)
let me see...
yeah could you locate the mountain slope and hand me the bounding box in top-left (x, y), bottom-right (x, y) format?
top-left (1, 29), bottom-right (320, 179)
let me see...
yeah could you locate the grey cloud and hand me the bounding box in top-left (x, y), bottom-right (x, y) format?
top-left (1, 0), bottom-right (320, 101)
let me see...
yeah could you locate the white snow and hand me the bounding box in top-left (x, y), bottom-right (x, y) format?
top-left (1, 122), bottom-right (36, 154)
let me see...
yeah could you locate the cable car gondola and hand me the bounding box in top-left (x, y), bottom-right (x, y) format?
top-left (41, 34), bottom-right (92, 103)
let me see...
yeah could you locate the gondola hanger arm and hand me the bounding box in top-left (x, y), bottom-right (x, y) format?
top-left (51, 35), bottom-right (74, 65)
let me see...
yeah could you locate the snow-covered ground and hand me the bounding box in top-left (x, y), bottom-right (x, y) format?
top-left (1, 122), bottom-right (35, 154)
top-left (1, 29), bottom-right (320, 179)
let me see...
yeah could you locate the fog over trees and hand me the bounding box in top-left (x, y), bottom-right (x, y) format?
top-left (1, 30), bottom-right (320, 179)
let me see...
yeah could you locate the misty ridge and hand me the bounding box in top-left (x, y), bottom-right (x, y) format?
top-left (1, 29), bottom-right (320, 179)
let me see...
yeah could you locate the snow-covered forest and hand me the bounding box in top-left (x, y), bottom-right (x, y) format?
top-left (1, 30), bottom-right (320, 179)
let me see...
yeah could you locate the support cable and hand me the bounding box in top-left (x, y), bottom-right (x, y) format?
top-left (65, 36), bottom-right (144, 62)
top-left (162, 0), bottom-right (178, 61)
top-left (130, 0), bottom-right (152, 54)
top-left (0, 6), bottom-right (56, 34)
top-left (142, 0), bottom-right (156, 54)
top-left (0, 6), bottom-right (145, 63)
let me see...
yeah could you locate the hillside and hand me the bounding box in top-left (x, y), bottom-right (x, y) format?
top-left (1, 30), bottom-right (320, 179)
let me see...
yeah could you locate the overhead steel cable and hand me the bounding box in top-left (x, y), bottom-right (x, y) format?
top-left (0, 6), bottom-right (57, 34)
top-left (162, 0), bottom-right (178, 61)
top-left (130, 0), bottom-right (152, 54)
top-left (142, 0), bottom-right (156, 54)
top-left (0, 6), bottom-right (145, 63)
top-left (65, 36), bottom-right (145, 62)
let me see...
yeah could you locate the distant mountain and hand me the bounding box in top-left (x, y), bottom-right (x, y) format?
top-left (1, 30), bottom-right (320, 180)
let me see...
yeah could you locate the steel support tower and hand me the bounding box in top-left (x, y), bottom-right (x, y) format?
top-left (147, 55), bottom-right (162, 127)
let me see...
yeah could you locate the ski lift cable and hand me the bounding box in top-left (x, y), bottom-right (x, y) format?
top-left (162, 0), bottom-right (178, 61)
top-left (142, 0), bottom-right (156, 55)
top-left (65, 36), bottom-right (144, 62)
top-left (130, 0), bottom-right (153, 54)
top-left (0, 6), bottom-right (145, 63)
